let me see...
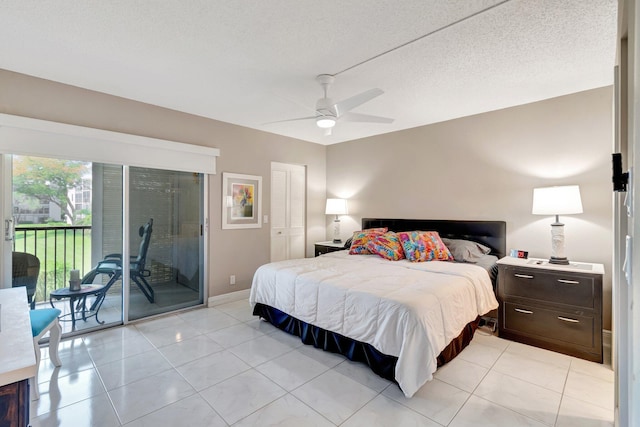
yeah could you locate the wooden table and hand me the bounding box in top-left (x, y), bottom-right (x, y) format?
top-left (0, 287), bottom-right (36, 426)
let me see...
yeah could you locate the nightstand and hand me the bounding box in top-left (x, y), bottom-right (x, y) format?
top-left (496, 256), bottom-right (604, 362)
top-left (314, 241), bottom-right (346, 257)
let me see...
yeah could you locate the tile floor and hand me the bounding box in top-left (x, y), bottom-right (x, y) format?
top-left (43, 282), bottom-right (201, 335)
top-left (30, 299), bottom-right (615, 426)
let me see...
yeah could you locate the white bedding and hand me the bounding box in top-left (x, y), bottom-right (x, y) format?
top-left (249, 251), bottom-right (499, 397)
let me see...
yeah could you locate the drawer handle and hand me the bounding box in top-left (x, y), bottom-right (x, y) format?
top-left (557, 316), bottom-right (580, 323)
top-left (514, 308), bottom-right (533, 314)
top-left (557, 279), bottom-right (580, 285)
top-left (514, 274), bottom-right (534, 279)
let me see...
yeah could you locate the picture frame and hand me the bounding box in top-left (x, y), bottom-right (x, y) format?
top-left (222, 172), bottom-right (262, 229)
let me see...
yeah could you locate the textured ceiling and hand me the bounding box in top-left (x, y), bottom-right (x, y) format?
top-left (0, 0), bottom-right (617, 145)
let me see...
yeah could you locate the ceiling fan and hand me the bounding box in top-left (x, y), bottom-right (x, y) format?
top-left (269, 74), bottom-right (394, 135)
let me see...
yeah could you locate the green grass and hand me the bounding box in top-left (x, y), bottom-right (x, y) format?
top-left (14, 227), bottom-right (92, 302)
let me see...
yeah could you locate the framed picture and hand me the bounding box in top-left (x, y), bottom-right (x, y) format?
top-left (222, 172), bottom-right (262, 229)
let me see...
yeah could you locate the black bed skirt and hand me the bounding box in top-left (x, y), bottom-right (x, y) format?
top-left (252, 303), bottom-right (479, 384)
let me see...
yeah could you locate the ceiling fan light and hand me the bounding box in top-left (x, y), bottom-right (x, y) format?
top-left (316, 117), bottom-right (336, 128)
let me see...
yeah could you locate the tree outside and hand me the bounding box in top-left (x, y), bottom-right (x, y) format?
top-left (13, 155), bottom-right (91, 225)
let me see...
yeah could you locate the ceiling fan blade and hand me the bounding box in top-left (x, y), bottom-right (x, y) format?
top-left (341, 112), bottom-right (394, 124)
top-left (334, 88), bottom-right (384, 116)
top-left (263, 116), bottom-right (317, 125)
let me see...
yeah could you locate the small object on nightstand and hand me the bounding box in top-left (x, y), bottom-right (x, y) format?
top-left (496, 256), bottom-right (604, 363)
top-left (509, 249), bottom-right (528, 259)
top-left (314, 241), bottom-right (346, 257)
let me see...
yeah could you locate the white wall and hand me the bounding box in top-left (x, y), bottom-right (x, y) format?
top-left (326, 87), bottom-right (614, 329)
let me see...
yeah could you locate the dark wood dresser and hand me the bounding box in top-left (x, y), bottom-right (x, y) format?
top-left (496, 257), bottom-right (604, 363)
top-left (0, 379), bottom-right (29, 427)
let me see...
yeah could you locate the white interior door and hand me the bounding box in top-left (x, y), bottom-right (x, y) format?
top-left (0, 154), bottom-right (13, 288)
top-left (270, 162), bottom-right (306, 262)
top-left (613, 60), bottom-right (631, 425)
top-left (615, 3), bottom-right (639, 423)
top-left (629, 3), bottom-right (640, 419)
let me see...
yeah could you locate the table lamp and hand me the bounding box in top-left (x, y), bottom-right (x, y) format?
top-left (325, 198), bottom-right (348, 243)
top-left (532, 185), bottom-right (583, 265)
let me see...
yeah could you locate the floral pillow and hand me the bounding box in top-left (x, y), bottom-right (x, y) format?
top-left (348, 227), bottom-right (388, 254)
top-left (398, 231), bottom-right (454, 262)
top-left (366, 231), bottom-right (405, 261)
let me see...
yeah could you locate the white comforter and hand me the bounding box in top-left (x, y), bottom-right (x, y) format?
top-left (249, 251), bottom-right (499, 397)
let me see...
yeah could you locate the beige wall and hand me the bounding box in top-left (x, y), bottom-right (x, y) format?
top-left (327, 87), bottom-right (614, 330)
top-left (0, 69), bottom-right (327, 297)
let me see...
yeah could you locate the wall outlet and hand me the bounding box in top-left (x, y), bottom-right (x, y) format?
top-left (230, 275), bottom-right (236, 285)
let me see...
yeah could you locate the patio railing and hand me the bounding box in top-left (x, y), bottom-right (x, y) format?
top-left (13, 225), bottom-right (92, 302)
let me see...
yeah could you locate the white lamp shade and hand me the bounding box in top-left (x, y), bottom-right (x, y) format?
top-left (532, 185), bottom-right (583, 215)
top-left (325, 198), bottom-right (348, 215)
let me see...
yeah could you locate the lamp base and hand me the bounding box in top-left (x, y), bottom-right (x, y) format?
top-left (549, 256), bottom-right (570, 265)
top-left (332, 217), bottom-right (341, 245)
top-left (549, 221), bottom-right (569, 265)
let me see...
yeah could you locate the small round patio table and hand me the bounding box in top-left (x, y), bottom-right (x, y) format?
top-left (49, 285), bottom-right (105, 330)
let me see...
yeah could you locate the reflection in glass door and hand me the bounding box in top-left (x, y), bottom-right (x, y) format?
top-left (127, 167), bottom-right (204, 320)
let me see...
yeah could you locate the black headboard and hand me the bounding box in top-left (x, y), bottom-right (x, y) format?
top-left (361, 218), bottom-right (507, 259)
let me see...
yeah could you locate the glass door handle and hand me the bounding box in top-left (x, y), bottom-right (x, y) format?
top-left (4, 217), bottom-right (14, 241)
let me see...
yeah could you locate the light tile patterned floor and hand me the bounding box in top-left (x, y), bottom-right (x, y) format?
top-left (30, 299), bottom-right (615, 426)
top-left (43, 282), bottom-right (201, 335)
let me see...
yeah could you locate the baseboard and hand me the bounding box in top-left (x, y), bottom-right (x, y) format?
top-left (207, 289), bottom-right (251, 307)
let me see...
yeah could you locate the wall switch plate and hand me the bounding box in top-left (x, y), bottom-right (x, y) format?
top-left (263, 215), bottom-right (269, 224)
top-left (230, 275), bottom-right (236, 285)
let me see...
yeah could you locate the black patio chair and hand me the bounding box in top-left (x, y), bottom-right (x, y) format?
top-left (12, 252), bottom-right (40, 309)
top-left (82, 219), bottom-right (155, 316)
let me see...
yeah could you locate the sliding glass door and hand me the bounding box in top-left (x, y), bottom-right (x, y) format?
top-left (0, 115), bottom-right (215, 336)
top-left (2, 155), bottom-right (205, 335)
top-left (127, 167), bottom-right (204, 320)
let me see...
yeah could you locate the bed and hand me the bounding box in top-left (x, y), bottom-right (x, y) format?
top-left (250, 218), bottom-right (506, 397)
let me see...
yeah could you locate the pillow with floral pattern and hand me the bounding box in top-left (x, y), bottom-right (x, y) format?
top-left (397, 231), bottom-right (454, 262)
top-left (366, 231), bottom-right (405, 261)
top-left (348, 227), bottom-right (388, 254)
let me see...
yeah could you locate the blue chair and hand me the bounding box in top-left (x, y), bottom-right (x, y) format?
top-left (29, 308), bottom-right (62, 400)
